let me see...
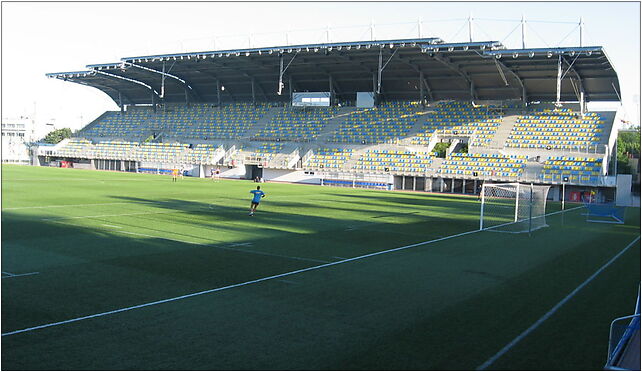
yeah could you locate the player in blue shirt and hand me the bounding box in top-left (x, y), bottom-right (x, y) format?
top-left (249, 186), bottom-right (265, 216)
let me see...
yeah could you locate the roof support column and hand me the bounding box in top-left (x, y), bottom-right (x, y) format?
top-left (372, 72), bottom-right (378, 106)
top-left (419, 71), bottom-right (425, 107)
top-left (377, 48), bottom-right (383, 94)
top-left (580, 89), bottom-right (586, 115)
top-left (278, 54), bottom-right (284, 95)
top-left (328, 75), bottom-right (334, 106)
top-left (216, 80), bottom-right (221, 106)
top-left (289, 76), bottom-right (293, 106)
top-left (161, 61), bottom-right (166, 99)
top-left (118, 92), bottom-right (124, 113)
top-left (251, 78), bottom-right (256, 105)
top-left (470, 81), bottom-right (476, 103)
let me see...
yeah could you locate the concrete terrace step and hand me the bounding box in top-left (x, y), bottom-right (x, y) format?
top-left (487, 114), bottom-right (518, 149)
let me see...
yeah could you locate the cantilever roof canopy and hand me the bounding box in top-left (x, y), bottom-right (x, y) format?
top-left (46, 37), bottom-right (621, 106)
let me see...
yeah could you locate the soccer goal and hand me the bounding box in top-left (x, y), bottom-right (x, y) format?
top-left (480, 183), bottom-right (551, 233)
top-left (584, 201), bottom-right (626, 224)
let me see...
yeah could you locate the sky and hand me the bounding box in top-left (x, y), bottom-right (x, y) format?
top-left (1, 1), bottom-right (640, 136)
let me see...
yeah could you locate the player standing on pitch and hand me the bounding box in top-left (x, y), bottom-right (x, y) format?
top-left (249, 185), bottom-right (265, 216)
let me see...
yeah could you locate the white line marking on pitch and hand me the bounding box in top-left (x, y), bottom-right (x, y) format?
top-left (2, 271), bottom-right (14, 276)
top-left (42, 210), bottom-right (184, 221)
top-left (476, 235), bottom-right (641, 371)
top-left (1, 272), bottom-right (40, 279)
top-left (102, 224), bottom-right (122, 229)
top-left (99, 227), bottom-right (328, 264)
top-left (4, 198), bottom-right (213, 211)
top-left (1, 226), bottom-right (485, 337)
top-left (1, 205), bottom-right (584, 337)
top-left (228, 242), bottom-right (253, 247)
top-left (3, 202), bottom-right (135, 210)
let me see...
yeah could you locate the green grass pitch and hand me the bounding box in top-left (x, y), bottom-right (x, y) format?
top-left (1, 164), bottom-right (640, 370)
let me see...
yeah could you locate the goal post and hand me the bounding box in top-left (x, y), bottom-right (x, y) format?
top-left (480, 182), bottom-right (551, 233)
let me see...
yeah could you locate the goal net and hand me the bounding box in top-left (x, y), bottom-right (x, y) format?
top-left (480, 183), bottom-right (551, 233)
top-left (584, 201), bottom-right (626, 224)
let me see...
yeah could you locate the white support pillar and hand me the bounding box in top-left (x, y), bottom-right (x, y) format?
top-left (468, 13), bottom-right (474, 42)
top-left (370, 19), bottom-right (376, 41)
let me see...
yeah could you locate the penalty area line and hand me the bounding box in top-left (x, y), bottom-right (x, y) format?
top-left (476, 235), bottom-right (641, 371)
top-left (1, 272), bottom-right (40, 279)
top-left (1, 205), bottom-right (582, 338)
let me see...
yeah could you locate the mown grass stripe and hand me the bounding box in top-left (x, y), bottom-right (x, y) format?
top-left (476, 235), bottom-right (641, 371)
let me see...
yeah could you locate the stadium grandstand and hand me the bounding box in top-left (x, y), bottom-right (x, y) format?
top-left (44, 34), bottom-right (621, 201)
top-left (3, 7), bottom-right (639, 369)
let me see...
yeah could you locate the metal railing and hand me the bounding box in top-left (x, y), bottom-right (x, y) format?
top-left (605, 314), bottom-right (640, 370)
